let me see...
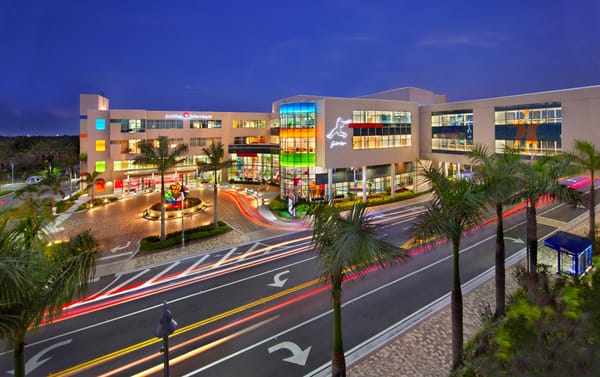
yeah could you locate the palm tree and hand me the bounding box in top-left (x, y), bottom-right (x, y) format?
top-left (566, 140), bottom-right (600, 243)
top-left (82, 170), bottom-right (101, 204)
top-left (519, 155), bottom-right (579, 272)
top-left (79, 153), bottom-right (88, 192)
top-left (196, 141), bottom-right (233, 231)
top-left (308, 201), bottom-right (402, 377)
top-left (468, 145), bottom-right (521, 317)
top-left (134, 137), bottom-right (188, 240)
top-left (0, 197), bottom-right (97, 377)
top-left (0, 207), bottom-right (31, 338)
top-left (40, 167), bottom-right (66, 213)
top-left (412, 164), bottom-right (486, 370)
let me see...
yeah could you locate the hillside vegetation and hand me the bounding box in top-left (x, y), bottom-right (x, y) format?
top-left (0, 136), bottom-right (79, 182)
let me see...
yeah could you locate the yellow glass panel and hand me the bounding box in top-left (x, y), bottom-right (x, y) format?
top-left (95, 139), bottom-right (106, 152)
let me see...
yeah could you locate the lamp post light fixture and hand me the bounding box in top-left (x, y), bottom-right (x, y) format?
top-left (155, 301), bottom-right (178, 377)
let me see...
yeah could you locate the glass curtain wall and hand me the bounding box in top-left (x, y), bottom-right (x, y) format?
top-left (431, 110), bottom-right (474, 153)
top-left (279, 102), bottom-right (316, 200)
top-left (494, 102), bottom-right (562, 157)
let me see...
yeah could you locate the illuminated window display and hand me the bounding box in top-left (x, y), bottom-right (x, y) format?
top-left (431, 110), bottom-right (474, 153)
top-left (494, 102), bottom-right (562, 156)
top-left (279, 102), bottom-right (316, 199)
top-left (351, 110), bottom-right (412, 150)
top-left (233, 120), bottom-right (266, 128)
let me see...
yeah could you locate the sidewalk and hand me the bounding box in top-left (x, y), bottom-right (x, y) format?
top-left (347, 208), bottom-right (593, 377)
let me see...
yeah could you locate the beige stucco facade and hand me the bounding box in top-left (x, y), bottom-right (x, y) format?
top-left (80, 84), bottom-right (600, 200)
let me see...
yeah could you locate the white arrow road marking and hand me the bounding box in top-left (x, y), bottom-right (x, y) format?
top-left (267, 270), bottom-right (290, 288)
top-left (110, 241), bottom-right (131, 253)
top-left (7, 338), bottom-right (72, 375)
top-left (267, 341), bottom-right (311, 366)
top-left (505, 237), bottom-right (525, 244)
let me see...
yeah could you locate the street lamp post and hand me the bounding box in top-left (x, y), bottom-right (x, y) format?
top-left (181, 174), bottom-right (185, 250)
top-left (155, 301), bottom-right (178, 377)
top-left (9, 161), bottom-right (14, 184)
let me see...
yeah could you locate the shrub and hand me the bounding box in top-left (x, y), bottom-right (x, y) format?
top-left (140, 221), bottom-right (231, 251)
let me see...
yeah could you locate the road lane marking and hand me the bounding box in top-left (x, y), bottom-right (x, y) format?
top-left (237, 242), bottom-right (260, 262)
top-left (108, 269), bottom-right (150, 295)
top-left (142, 261), bottom-right (181, 287)
top-left (48, 277), bottom-right (322, 376)
top-left (179, 254), bottom-right (210, 277)
top-left (214, 247), bottom-right (237, 267)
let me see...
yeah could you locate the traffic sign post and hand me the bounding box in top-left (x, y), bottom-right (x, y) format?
top-left (155, 301), bottom-right (178, 377)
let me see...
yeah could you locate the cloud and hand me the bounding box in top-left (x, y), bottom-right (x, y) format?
top-left (417, 32), bottom-right (511, 49)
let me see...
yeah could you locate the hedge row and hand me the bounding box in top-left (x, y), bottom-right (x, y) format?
top-left (140, 221), bottom-right (231, 251)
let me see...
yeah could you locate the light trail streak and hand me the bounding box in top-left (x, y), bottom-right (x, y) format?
top-left (130, 317), bottom-right (279, 377)
top-left (48, 278), bottom-right (324, 376)
top-left (48, 237), bottom-right (314, 324)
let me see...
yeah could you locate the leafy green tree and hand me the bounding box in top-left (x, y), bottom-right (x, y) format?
top-left (566, 140), bottom-right (600, 243)
top-left (468, 145), bottom-right (521, 317)
top-left (196, 141), bottom-right (233, 231)
top-left (519, 156), bottom-right (579, 272)
top-left (308, 201), bottom-right (402, 377)
top-left (0, 197), bottom-right (97, 377)
top-left (134, 137), bottom-right (188, 240)
top-left (413, 165), bottom-right (486, 369)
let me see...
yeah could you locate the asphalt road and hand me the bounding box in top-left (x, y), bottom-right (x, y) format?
top-left (0, 195), bottom-right (588, 376)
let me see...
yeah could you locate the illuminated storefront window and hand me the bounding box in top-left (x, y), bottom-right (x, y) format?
top-left (113, 119), bottom-right (146, 133)
top-left (431, 110), bottom-right (474, 153)
top-left (494, 102), bottom-right (562, 156)
top-left (351, 110), bottom-right (412, 150)
top-left (233, 120), bottom-right (266, 128)
top-left (190, 120), bottom-right (222, 128)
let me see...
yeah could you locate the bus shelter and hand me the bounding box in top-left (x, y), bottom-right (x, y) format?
top-left (543, 231), bottom-right (593, 276)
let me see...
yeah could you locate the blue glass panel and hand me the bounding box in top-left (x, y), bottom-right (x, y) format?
top-left (96, 118), bottom-right (106, 130)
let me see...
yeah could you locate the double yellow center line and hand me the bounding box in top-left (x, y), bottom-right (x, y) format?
top-left (49, 277), bottom-right (321, 376)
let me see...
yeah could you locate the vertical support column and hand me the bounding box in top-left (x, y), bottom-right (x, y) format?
top-left (390, 163), bottom-right (396, 199)
top-left (362, 166), bottom-right (367, 204)
top-left (328, 168), bottom-right (333, 203)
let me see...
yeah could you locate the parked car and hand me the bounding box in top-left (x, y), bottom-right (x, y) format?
top-left (25, 175), bottom-right (44, 184)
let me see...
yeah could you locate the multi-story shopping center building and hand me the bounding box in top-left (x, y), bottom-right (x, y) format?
top-left (80, 85), bottom-right (600, 202)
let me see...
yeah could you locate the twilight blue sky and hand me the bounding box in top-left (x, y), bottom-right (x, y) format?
top-left (1, 0), bottom-right (599, 136)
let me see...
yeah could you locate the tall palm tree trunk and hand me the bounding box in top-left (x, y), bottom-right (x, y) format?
top-left (527, 199), bottom-right (538, 272)
top-left (13, 330), bottom-right (26, 377)
top-left (451, 237), bottom-right (464, 370)
top-left (213, 169), bottom-right (218, 230)
top-left (160, 171), bottom-right (166, 241)
top-left (495, 202), bottom-right (506, 317)
top-left (332, 280), bottom-right (346, 377)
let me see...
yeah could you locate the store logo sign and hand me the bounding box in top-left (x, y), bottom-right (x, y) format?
top-left (165, 113), bottom-right (213, 120)
top-left (327, 117), bottom-right (350, 148)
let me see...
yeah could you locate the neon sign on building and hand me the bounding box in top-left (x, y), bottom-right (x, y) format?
top-left (326, 117), bottom-right (351, 148)
top-left (165, 112), bottom-right (213, 120)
